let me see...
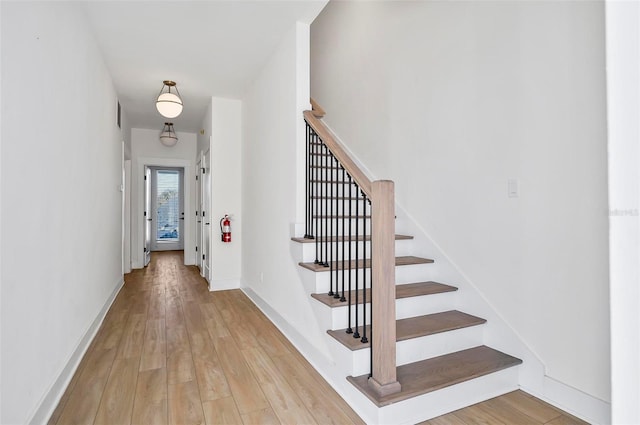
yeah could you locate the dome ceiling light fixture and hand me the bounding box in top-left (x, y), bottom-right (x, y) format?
top-left (156, 80), bottom-right (183, 118)
top-left (159, 122), bottom-right (178, 147)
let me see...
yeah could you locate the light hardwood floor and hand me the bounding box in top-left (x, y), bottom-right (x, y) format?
top-left (49, 251), bottom-right (589, 425)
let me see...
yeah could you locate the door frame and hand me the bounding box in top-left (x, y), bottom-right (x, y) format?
top-left (144, 166), bottom-right (151, 266)
top-left (150, 167), bottom-right (185, 252)
top-left (195, 152), bottom-right (203, 272)
top-left (134, 157), bottom-right (194, 268)
top-left (201, 149), bottom-right (212, 282)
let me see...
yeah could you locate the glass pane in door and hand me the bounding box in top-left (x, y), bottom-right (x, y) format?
top-left (156, 170), bottom-right (180, 242)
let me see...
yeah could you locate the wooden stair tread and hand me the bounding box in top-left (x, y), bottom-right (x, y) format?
top-left (327, 310), bottom-right (486, 350)
top-left (291, 234), bottom-right (413, 244)
top-left (310, 281), bottom-right (456, 307)
top-left (311, 195), bottom-right (363, 200)
top-left (347, 346), bottom-right (523, 407)
top-left (311, 165), bottom-right (340, 169)
top-left (299, 256), bottom-right (433, 272)
top-left (313, 215), bottom-right (371, 219)
top-left (310, 179), bottom-right (347, 184)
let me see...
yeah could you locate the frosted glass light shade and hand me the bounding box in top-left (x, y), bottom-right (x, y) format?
top-left (159, 123), bottom-right (178, 147)
top-left (156, 92), bottom-right (183, 118)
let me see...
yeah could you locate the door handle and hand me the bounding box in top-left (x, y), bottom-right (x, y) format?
top-left (205, 222), bottom-right (210, 225)
top-left (147, 219), bottom-right (152, 222)
top-left (179, 218), bottom-right (184, 220)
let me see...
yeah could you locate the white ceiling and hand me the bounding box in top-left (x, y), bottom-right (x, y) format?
top-left (81, 1), bottom-right (327, 133)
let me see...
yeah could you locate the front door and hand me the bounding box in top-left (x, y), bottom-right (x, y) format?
top-left (151, 168), bottom-right (184, 251)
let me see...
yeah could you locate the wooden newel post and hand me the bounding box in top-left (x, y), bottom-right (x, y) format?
top-left (368, 180), bottom-right (401, 397)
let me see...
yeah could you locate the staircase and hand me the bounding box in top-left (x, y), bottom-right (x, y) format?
top-left (291, 107), bottom-right (523, 424)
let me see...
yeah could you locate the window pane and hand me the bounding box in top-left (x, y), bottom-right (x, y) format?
top-left (157, 170), bottom-right (179, 241)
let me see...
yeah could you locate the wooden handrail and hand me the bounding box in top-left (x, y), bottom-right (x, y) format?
top-left (303, 110), bottom-right (373, 198)
top-left (310, 98), bottom-right (326, 118)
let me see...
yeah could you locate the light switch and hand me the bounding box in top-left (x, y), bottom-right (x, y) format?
top-left (508, 179), bottom-right (519, 198)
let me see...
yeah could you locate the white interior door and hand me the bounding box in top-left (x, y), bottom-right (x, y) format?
top-left (202, 151), bottom-right (211, 282)
top-left (151, 167), bottom-right (184, 251)
top-left (144, 166), bottom-right (151, 266)
top-left (195, 158), bottom-right (202, 272)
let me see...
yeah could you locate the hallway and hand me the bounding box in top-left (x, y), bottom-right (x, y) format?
top-left (48, 251), bottom-right (364, 425)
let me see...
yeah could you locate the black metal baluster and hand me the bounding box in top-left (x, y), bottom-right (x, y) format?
top-left (328, 152), bottom-right (334, 295)
top-left (353, 183), bottom-right (361, 340)
top-left (313, 132), bottom-right (320, 263)
top-left (304, 121), bottom-right (311, 239)
top-left (339, 166), bottom-right (346, 302)
top-left (366, 197), bottom-right (372, 376)
top-left (333, 155), bottom-right (340, 299)
top-left (319, 142), bottom-right (324, 266)
top-left (346, 174), bottom-right (353, 335)
top-left (361, 192), bottom-right (369, 344)
top-left (323, 145), bottom-right (329, 268)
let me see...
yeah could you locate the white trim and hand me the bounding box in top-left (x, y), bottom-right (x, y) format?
top-left (209, 279), bottom-right (241, 292)
top-left (241, 286), bottom-right (377, 425)
top-left (30, 278), bottom-right (125, 425)
top-left (522, 378), bottom-right (611, 425)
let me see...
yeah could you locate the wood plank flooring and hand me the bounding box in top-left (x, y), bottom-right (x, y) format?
top-left (49, 251), bottom-right (590, 425)
top-left (48, 251), bottom-right (363, 425)
top-left (424, 390), bottom-right (590, 425)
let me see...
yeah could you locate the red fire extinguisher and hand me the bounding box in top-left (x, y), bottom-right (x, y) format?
top-left (220, 215), bottom-right (231, 242)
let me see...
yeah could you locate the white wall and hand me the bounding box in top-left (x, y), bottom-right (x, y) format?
top-left (606, 1), bottom-right (640, 423)
top-left (1, 3), bottom-right (124, 423)
top-left (209, 98), bottom-right (242, 289)
top-left (131, 128), bottom-right (197, 267)
top-left (242, 23), bottom-right (328, 347)
top-left (197, 101), bottom-right (212, 158)
top-left (311, 0), bottom-right (609, 403)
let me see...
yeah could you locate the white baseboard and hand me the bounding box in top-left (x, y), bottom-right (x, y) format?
top-left (241, 286), bottom-right (378, 424)
top-left (209, 278), bottom-right (240, 291)
top-left (28, 277), bottom-right (125, 425)
top-left (523, 377), bottom-right (611, 425)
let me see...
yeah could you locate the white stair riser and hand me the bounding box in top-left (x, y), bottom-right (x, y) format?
top-left (307, 219), bottom-right (369, 237)
top-left (300, 240), bottom-right (413, 262)
top-left (309, 199), bottom-right (371, 214)
top-left (377, 367), bottom-right (521, 425)
top-left (311, 263), bottom-right (435, 294)
top-left (327, 291), bottom-right (458, 330)
top-left (329, 325), bottom-right (485, 376)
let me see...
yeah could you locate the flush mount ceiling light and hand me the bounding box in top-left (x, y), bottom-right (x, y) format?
top-left (156, 80), bottom-right (183, 118)
top-left (159, 122), bottom-right (178, 147)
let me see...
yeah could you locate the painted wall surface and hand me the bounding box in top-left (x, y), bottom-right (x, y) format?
top-left (209, 98), bottom-right (242, 289)
top-left (242, 23), bottom-right (328, 349)
top-left (606, 1), bottom-right (640, 423)
top-left (197, 100), bottom-right (212, 158)
top-left (1, 3), bottom-right (124, 423)
top-left (311, 1), bottom-right (609, 401)
top-left (131, 128), bottom-right (197, 267)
